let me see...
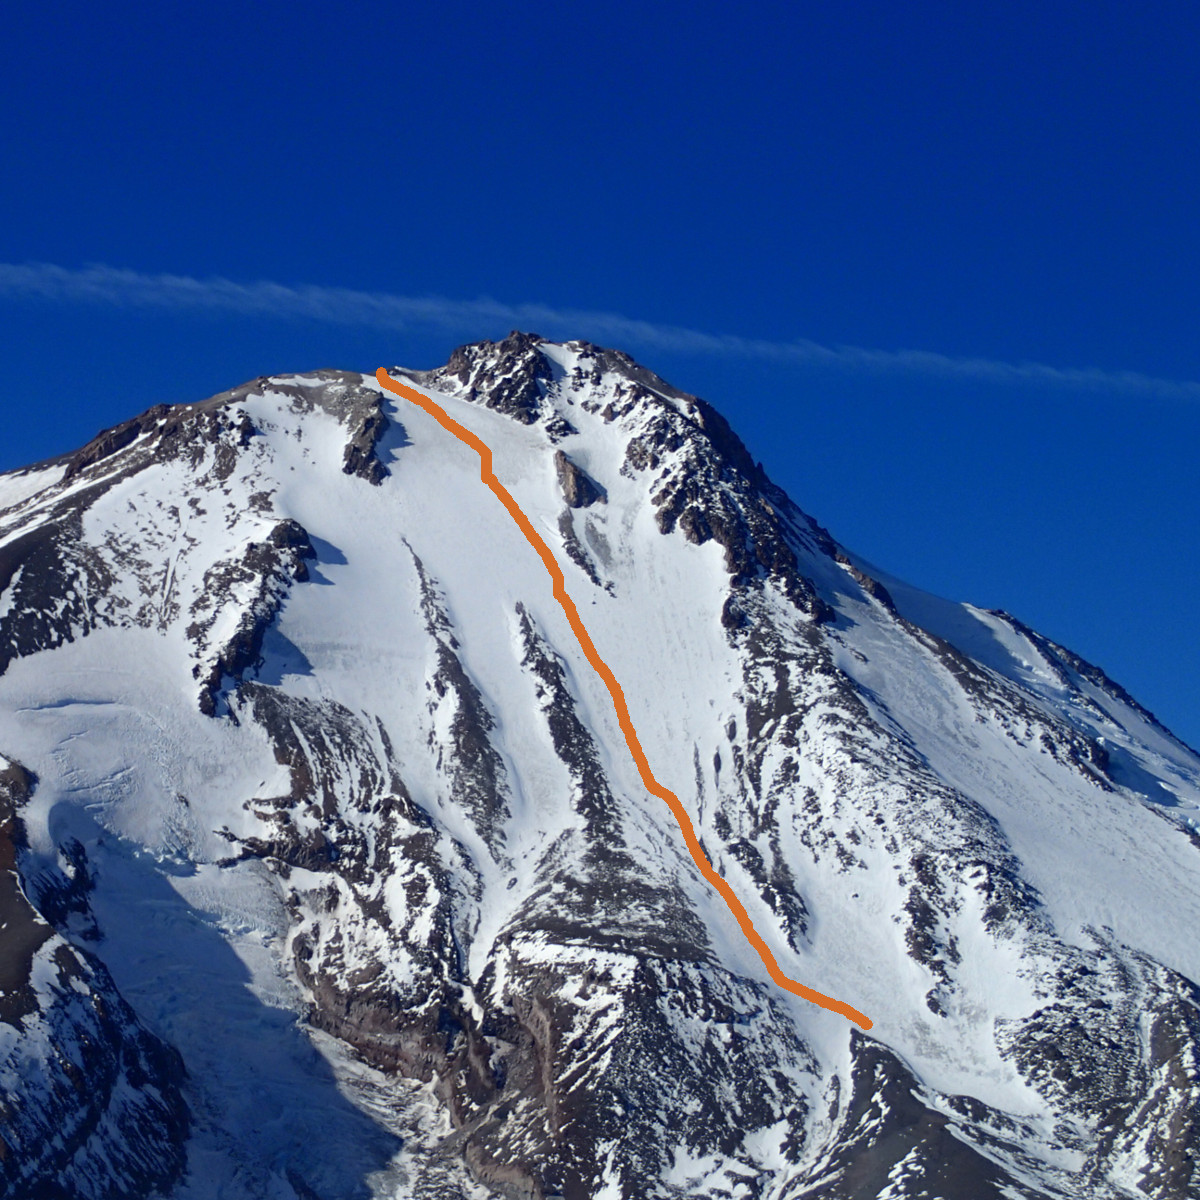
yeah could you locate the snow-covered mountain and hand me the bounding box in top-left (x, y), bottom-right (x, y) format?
top-left (0, 332), bottom-right (1197, 1199)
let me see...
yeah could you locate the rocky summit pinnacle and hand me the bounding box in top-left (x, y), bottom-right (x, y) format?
top-left (0, 336), bottom-right (1197, 1199)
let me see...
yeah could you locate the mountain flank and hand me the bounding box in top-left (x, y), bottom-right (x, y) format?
top-left (0, 333), bottom-right (1196, 1199)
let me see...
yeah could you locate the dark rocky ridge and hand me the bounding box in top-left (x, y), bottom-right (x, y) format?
top-left (413, 331), bottom-right (574, 440)
top-left (188, 517), bottom-right (317, 716)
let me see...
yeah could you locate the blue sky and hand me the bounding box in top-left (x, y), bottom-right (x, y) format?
top-left (3, 1), bottom-right (1199, 747)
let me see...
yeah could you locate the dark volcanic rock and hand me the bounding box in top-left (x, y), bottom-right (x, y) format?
top-left (0, 760), bottom-right (52, 1025)
top-left (0, 759), bottom-right (189, 1200)
top-left (796, 1035), bottom-right (1021, 1200)
top-left (62, 404), bottom-right (173, 482)
top-left (342, 402), bottom-right (390, 484)
top-left (436, 331), bottom-right (554, 426)
top-left (188, 518), bottom-right (316, 716)
top-left (553, 450), bottom-right (605, 509)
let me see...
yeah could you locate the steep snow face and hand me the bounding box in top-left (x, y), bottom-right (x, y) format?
top-left (0, 333), bottom-right (1196, 1200)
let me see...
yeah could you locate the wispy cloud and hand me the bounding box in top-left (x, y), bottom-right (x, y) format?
top-left (2, 261), bottom-right (1197, 401)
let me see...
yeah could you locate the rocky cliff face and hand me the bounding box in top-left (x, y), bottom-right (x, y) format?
top-left (0, 334), bottom-right (1196, 1199)
top-left (0, 759), bottom-right (188, 1199)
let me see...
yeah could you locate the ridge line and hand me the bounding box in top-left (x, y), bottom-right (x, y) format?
top-left (375, 368), bottom-right (872, 1031)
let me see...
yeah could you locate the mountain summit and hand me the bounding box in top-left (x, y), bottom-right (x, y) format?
top-left (0, 333), bottom-right (1197, 1199)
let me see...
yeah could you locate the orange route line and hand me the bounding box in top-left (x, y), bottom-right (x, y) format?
top-left (376, 368), bottom-right (873, 1031)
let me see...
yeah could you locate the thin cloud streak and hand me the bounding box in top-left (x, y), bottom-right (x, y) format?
top-left (3, 261), bottom-right (1198, 402)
